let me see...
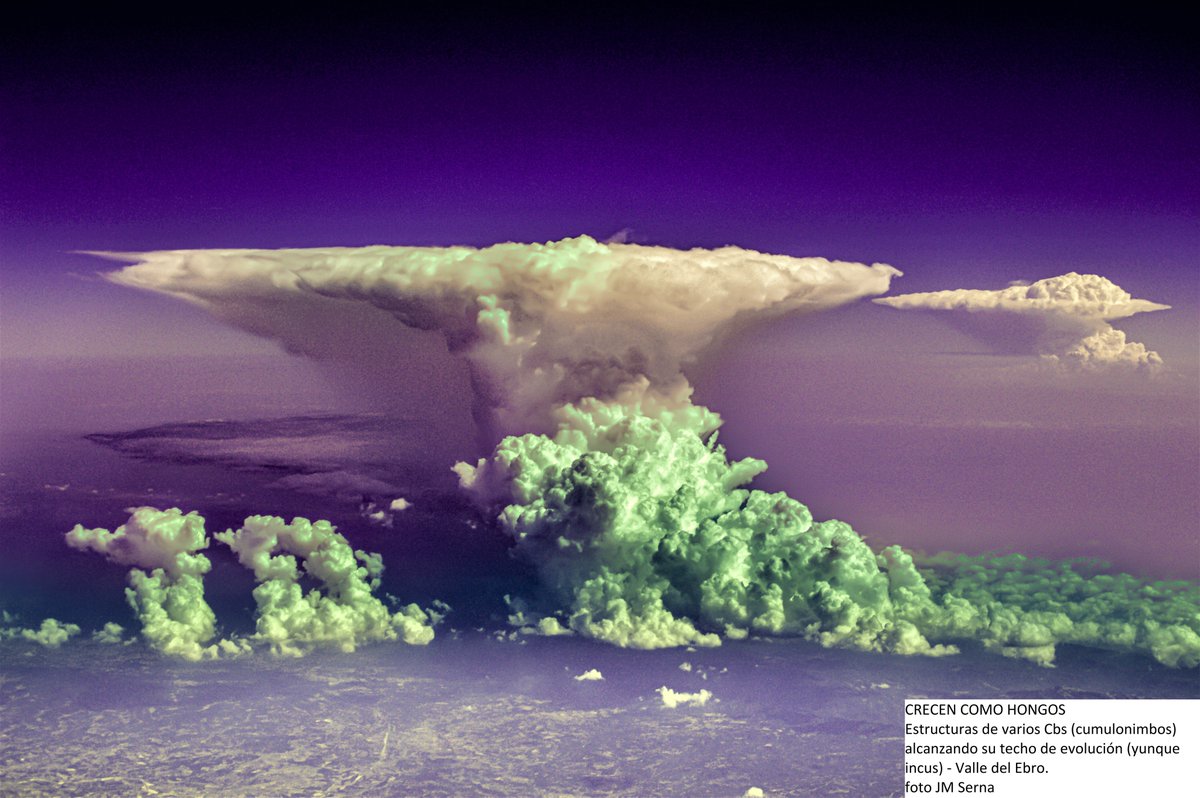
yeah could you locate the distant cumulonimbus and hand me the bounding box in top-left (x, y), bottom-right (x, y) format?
top-left (874, 272), bottom-right (1170, 368)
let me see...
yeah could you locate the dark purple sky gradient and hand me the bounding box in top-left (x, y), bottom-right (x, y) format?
top-left (3, 10), bottom-right (1196, 249)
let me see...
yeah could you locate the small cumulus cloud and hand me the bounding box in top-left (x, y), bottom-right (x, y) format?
top-left (657, 686), bottom-right (713, 708)
top-left (362, 496), bottom-right (414, 528)
top-left (874, 272), bottom-right (1169, 369)
top-left (504, 596), bottom-right (575, 637)
top-left (573, 669), bottom-right (604, 681)
top-left (535, 617), bottom-right (573, 636)
top-left (92, 622), bottom-right (127, 644)
top-left (23, 619), bottom-right (81, 647)
top-left (1, 618), bottom-right (82, 648)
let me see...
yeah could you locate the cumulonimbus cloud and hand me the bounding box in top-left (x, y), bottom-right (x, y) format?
top-left (95, 236), bottom-right (901, 437)
top-left (80, 240), bottom-right (1199, 669)
top-left (873, 272), bottom-right (1170, 368)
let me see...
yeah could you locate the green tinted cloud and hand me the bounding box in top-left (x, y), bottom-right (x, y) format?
top-left (461, 394), bottom-right (1198, 668)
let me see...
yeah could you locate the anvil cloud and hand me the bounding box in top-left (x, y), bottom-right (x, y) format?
top-left (98, 236), bottom-right (900, 436)
top-left (874, 272), bottom-right (1170, 368)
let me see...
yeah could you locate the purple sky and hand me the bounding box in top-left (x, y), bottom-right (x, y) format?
top-left (1, 9), bottom-right (1197, 576)
top-left (3, 11), bottom-right (1195, 281)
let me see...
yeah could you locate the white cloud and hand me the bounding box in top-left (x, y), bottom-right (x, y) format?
top-left (215, 514), bottom-right (435, 656)
top-left (573, 669), bottom-right (604, 681)
top-left (877, 272), bottom-right (1167, 318)
top-left (92, 622), bottom-right (127, 644)
top-left (65, 507), bottom-right (437, 659)
top-left (874, 272), bottom-right (1169, 368)
top-left (657, 686), bottom-right (713, 708)
top-left (0, 618), bottom-right (82, 648)
top-left (97, 236), bottom-right (899, 436)
top-left (66, 506), bottom-right (211, 578)
top-left (66, 507), bottom-right (233, 661)
top-left (535, 617), bottom-right (572, 636)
